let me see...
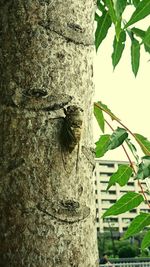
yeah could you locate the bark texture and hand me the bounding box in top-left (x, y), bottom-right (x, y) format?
top-left (0, 0), bottom-right (98, 266)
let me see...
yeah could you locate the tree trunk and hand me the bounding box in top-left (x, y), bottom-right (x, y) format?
top-left (0, 1), bottom-right (98, 266)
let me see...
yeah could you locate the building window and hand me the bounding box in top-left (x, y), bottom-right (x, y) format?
top-left (127, 182), bottom-right (134, 186)
top-left (103, 218), bottom-right (118, 223)
top-left (100, 172), bottom-right (113, 177)
top-left (107, 164), bottom-right (114, 168)
top-left (109, 199), bottom-right (116, 204)
top-left (109, 190), bottom-right (116, 195)
top-left (100, 181), bottom-right (108, 185)
top-left (140, 209), bottom-right (149, 213)
top-left (122, 218), bottom-right (132, 223)
top-left (101, 190), bottom-right (116, 195)
top-left (103, 227), bottom-right (119, 232)
top-left (99, 163), bottom-right (114, 168)
top-left (123, 227), bottom-right (128, 231)
top-left (96, 218), bottom-right (99, 222)
top-left (97, 227), bottom-right (100, 232)
top-left (130, 209), bottom-right (137, 213)
top-left (96, 208), bottom-right (99, 213)
top-left (95, 189), bottom-right (98, 194)
top-left (103, 227), bottom-right (110, 232)
top-left (95, 199), bottom-right (98, 204)
top-left (111, 227), bottom-right (119, 231)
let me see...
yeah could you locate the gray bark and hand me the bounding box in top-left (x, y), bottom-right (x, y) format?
top-left (0, 0), bottom-right (98, 266)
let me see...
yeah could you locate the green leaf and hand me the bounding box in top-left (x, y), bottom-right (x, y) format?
top-left (144, 43), bottom-right (150, 54)
top-left (126, 28), bottom-right (134, 41)
top-left (112, 31), bottom-right (126, 69)
top-left (94, 103), bottom-right (105, 133)
top-left (126, 138), bottom-right (139, 163)
top-left (141, 230), bottom-right (150, 250)
top-left (131, 27), bottom-right (150, 53)
top-left (107, 164), bottom-right (133, 190)
top-left (127, 0), bottom-right (132, 4)
top-left (102, 192), bottom-right (144, 217)
top-left (131, 27), bottom-right (145, 39)
top-left (95, 13), bottom-right (100, 22)
top-left (143, 26), bottom-right (150, 48)
top-left (95, 134), bottom-right (110, 158)
top-left (107, 127), bottom-right (128, 150)
top-left (133, 0), bottom-right (141, 8)
top-left (125, 0), bottom-right (150, 28)
top-left (94, 101), bottom-right (120, 121)
top-left (95, 11), bottom-right (112, 51)
top-left (114, 0), bottom-right (127, 17)
top-left (123, 213), bottom-right (150, 239)
top-left (105, 0), bottom-right (117, 24)
top-left (136, 156), bottom-right (150, 180)
top-left (134, 133), bottom-right (150, 156)
top-left (97, 0), bottom-right (105, 12)
top-left (115, 18), bottom-right (122, 41)
top-left (131, 38), bottom-right (140, 77)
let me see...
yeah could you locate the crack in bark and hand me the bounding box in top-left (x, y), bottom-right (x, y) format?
top-left (49, 28), bottom-right (94, 47)
top-left (1, 94), bottom-right (73, 112)
top-left (37, 16), bottom-right (93, 47)
top-left (0, 105), bottom-right (65, 119)
top-left (67, 22), bottom-right (84, 33)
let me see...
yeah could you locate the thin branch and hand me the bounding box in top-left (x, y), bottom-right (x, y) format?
top-left (105, 119), bottom-right (150, 209)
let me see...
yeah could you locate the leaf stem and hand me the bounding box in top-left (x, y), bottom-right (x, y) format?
top-left (95, 103), bottom-right (135, 137)
top-left (105, 119), bottom-right (150, 209)
top-left (95, 102), bottom-right (150, 156)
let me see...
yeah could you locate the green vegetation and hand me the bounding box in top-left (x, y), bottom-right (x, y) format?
top-left (97, 232), bottom-right (149, 258)
top-left (95, 0), bottom-right (150, 251)
top-left (95, 0), bottom-right (150, 76)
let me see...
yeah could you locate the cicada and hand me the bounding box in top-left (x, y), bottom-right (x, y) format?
top-left (61, 105), bottom-right (83, 152)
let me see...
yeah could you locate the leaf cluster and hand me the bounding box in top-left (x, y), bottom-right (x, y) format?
top-left (95, 0), bottom-right (150, 76)
top-left (94, 101), bottom-right (150, 250)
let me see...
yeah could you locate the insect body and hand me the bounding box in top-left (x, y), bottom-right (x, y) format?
top-left (62, 105), bottom-right (83, 152)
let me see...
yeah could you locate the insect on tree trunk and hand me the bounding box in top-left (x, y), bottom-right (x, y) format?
top-left (0, 0), bottom-right (98, 266)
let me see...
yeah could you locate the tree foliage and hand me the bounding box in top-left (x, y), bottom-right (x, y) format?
top-left (97, 233), bottom-right (141, 258)
top-left (94, 100), bottom-right (150, 250)
top-left (95, 0), bottom-right (150, 76)
top-left (118, 245), bottom-right (137, 258)
top-left (95, 0), bottom-right (150, 250)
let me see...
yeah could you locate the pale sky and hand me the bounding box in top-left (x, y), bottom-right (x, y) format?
top-left (94, 10), bottom-right (150, 161)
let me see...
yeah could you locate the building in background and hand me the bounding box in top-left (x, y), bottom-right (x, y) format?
top-left (94, 160), bottom-right (150, 236)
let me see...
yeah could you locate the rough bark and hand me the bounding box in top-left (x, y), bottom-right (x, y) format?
top-left (0, 0), bottom-right (98, 266)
